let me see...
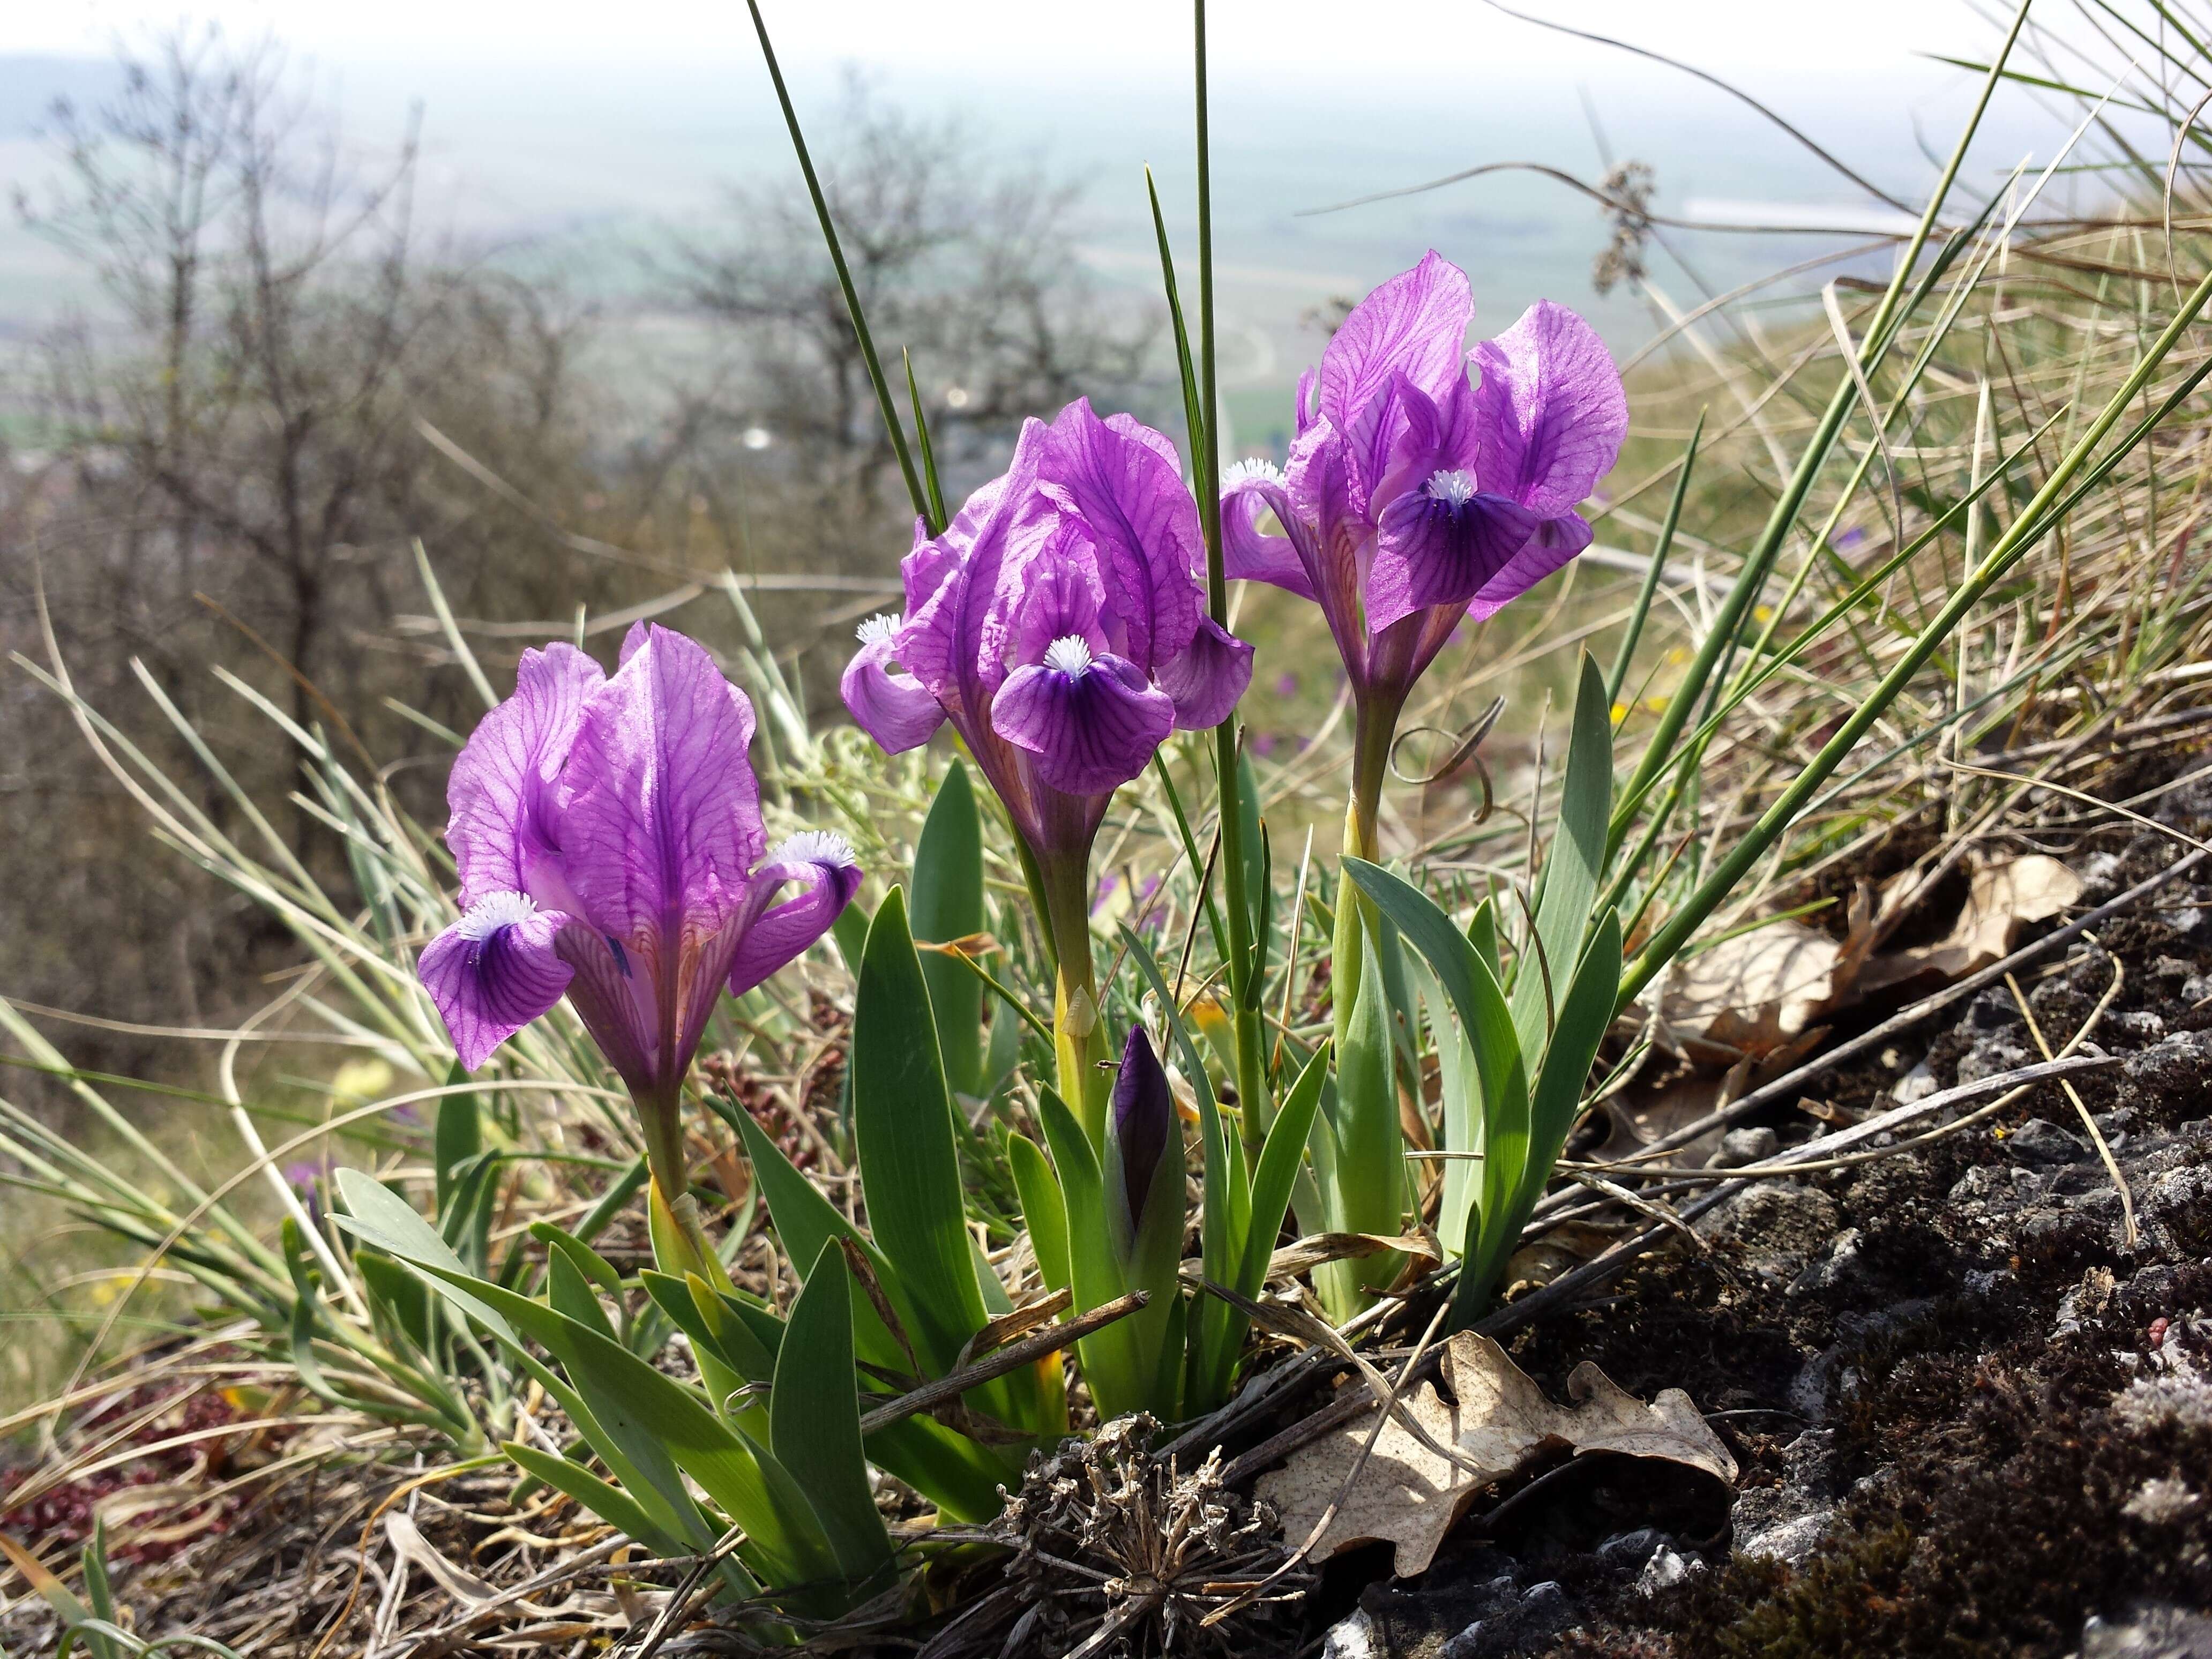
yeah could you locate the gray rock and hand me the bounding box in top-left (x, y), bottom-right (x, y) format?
top-left (2006, 1118), bottom-right (2087, 1167)
top-left (1322, 1609), bottom-right (1385, 1659)
top-left (2121, 1477), bottom-right (2201, 1526)
top-left (1596, 1528), bottom-right (1665, 1571)
top-left (1788, 1227), bottom-right (1865, 1299)
top-left (1738, 1511), bottom-right (1830, 1565)
top-left (1957, 1036), bottom-right (2035, 1085)
top-left (2082, 1602), bottom-right (2212, 1658)
top-left (1636, 1547), bottom-right (1694, 1594)
top-left (2113, 1010), bottom-right (2170, 1043)
top-left (2124, 1028), bottom-right (2212, 1095)
top-left (1709, 1126), bottom-right (1781, 1168)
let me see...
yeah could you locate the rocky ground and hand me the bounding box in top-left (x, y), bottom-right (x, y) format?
top-left (1306, 813), bottom-right (2212, 1659)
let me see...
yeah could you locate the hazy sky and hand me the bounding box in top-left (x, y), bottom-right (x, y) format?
top-left (5, 0), bottom-right (1995, 85)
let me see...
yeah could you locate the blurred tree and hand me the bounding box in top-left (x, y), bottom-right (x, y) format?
top-left (0, 27), bottom-right (624, 1066)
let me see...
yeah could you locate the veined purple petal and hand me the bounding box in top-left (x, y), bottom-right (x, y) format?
top-left (554, 926), bottom-right (663, 1097)
top-left (1220, 460), bottom-right (1319, 602)
top-left (1031, 399), bottom-right (1205, 673)
top-left (1294, 366), bottom-right (1319, 436)
top-left (420, 893), bottom-right (574, 1071)
top-left (1107, 1025), bottom-right (1175, 1239)
top-left (728, 832), bottom-right (863, 999)
top-left (1105, 409), bottom-right (1185, 474)
top-left (900, 417), bottom-right (1051, 724)
top-left (1318, 251), bottom-right (1472, 432)
top-left (1010, 530), bottom-right (1110, 664)
top-left (1157, 616), bottom-right (1254, 731)
top-left (1468, 511), bottom-right (1595, 621)
top-left (841, 614), bottom-right (944, 753)
top-left (445, 644), bottom-right (602, 909)
top-left (558, 624), bottom-right (765, 943)
top-left (1471, 300), bottom-right (1628, 519)
top-left (1368, 470), bottom-right (1540, 632)
top-left (991, 639), bottom-right (1175, 797)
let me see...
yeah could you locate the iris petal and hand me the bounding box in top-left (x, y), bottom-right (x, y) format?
top-left (840, 615), bottom-right (944, 753)
top-left (728, 833), bottom-right (864, 999)
top-left (1468, 512), bottom-right (1596, 621)
top-left (991, 646), bottom-right (1176, 797)
top-left (1471, 300), bottom-right (1630, 519)
top-left (420, 894), bottom-right (574, 1071)
top-left (1369, 477), bottom-right (1539, 632)
top-left (444, 644), bottom-right (602, 908)
top-left (1157, 616), bottom-right (1254, 731)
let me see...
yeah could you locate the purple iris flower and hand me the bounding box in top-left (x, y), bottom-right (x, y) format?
top-left (417, 624), bottom-right (860, 1104)
top-left (1220, 252), bottom-right (1627, 720)
top-left (840, 398), bottom-right (1253, 864)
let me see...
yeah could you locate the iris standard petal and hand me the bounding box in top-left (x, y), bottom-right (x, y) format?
top-left (991, 639), bottom-right (1177, 797)
top-left (1467, 511), bottom-right (1596, 621)
top-left (840, 614), bottom-right (945, 753)
top-left (558, 623), bottom-right (765, 941)
top-left (1470, 300), bottom-right (1630, 519)
top-left (445, 644), bottom-right (603, 908)
top-left (1031, 398), bottom-right (1205, 673)
top-left (420, 892), bottom-right (574, 1071)
top-left (1009, 534), bottom-right (1110, 664)
top-left (727, 831), bottom-right (863, 999)
top-left (1368, 472), bottom-right (1540, 632)
top-left (1157, 616), bottom-right (1254, 731)
top-left (1318, 251), bottom-right (1473, 432)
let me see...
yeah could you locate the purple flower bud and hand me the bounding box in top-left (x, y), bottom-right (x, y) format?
top-left (1107, 1025), bottom-right (1174, 1238)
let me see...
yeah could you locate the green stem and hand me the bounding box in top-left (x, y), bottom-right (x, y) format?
top-left (1038, 853), bottom-right (1109, 1142)
top-left (1193, 0), bottom-right (1271, 1155)
top-left (638, 1093), bottom-right (723, 1287)
top-left (1333, 694), bottom-right (1400, 1051)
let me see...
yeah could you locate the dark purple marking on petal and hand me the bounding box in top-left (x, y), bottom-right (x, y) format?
top-left (419, 893), bottom-right (574, 1071)
top-left (1368, 470), bottom-right (1540, 632)
top-left (1468, 512), bottom-right (1596, 621)
top-left (990, 641), bottom-right (1175, 798)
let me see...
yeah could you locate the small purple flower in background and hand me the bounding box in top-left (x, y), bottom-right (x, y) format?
top-left (1274, 670), bottom-right (1299, 698)
top-left (842, 399), bottom-right (1252, 864)
top-left (283, 1161), bottom-right (322, 1193)
top-left (1220, 251), bottom-right (1627, 853)
top-left (417, 624), bottom-right (858, 1249)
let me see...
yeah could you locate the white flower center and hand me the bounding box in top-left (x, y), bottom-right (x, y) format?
top-left (773, 829), bottom-right (857, 870)
top-left (458, 890), bottom-right (537, 939)
top-left (1223, 457), bottom-right (1287, 488)
top-left (1426, 468), bottom-right (1478, 508)
top-left (1043, 634), bottom-right (1095, 676)
top-left (856, 612), bottom-right (903, 646)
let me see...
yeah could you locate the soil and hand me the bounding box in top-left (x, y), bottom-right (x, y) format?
top-left (1301, 799), bottom-right (2212, 1659)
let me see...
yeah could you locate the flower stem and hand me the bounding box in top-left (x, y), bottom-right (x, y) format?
top-left (1039, 853), bottom-right (1109, 1142)
top-left (1334, 694), bottom-right (1400, 1050)
top-left (639, 1093), bottom-right (727, 1288)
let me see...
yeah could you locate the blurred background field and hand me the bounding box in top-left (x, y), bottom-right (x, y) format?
top-left (0, 0), bottom-right (2205, 1421)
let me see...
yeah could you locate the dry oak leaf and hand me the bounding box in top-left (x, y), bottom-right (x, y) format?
top-left (1858, 854), bottom-right (2082, 991)
top-left (1660, 919), bottom-right (1841, 1061)
top-left (1255, 1332), bottom-right (1737, 1578)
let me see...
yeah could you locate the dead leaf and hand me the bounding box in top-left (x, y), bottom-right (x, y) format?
top-left (1500, 1221), bottom-right (1621, 1294)
top-left (1255, 1332), bottom-right (1736, 1578)
top-left (1860, 855), bottom-right (2082, 991)
top-left (1661, 921), bottom-right (1840, 1061)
